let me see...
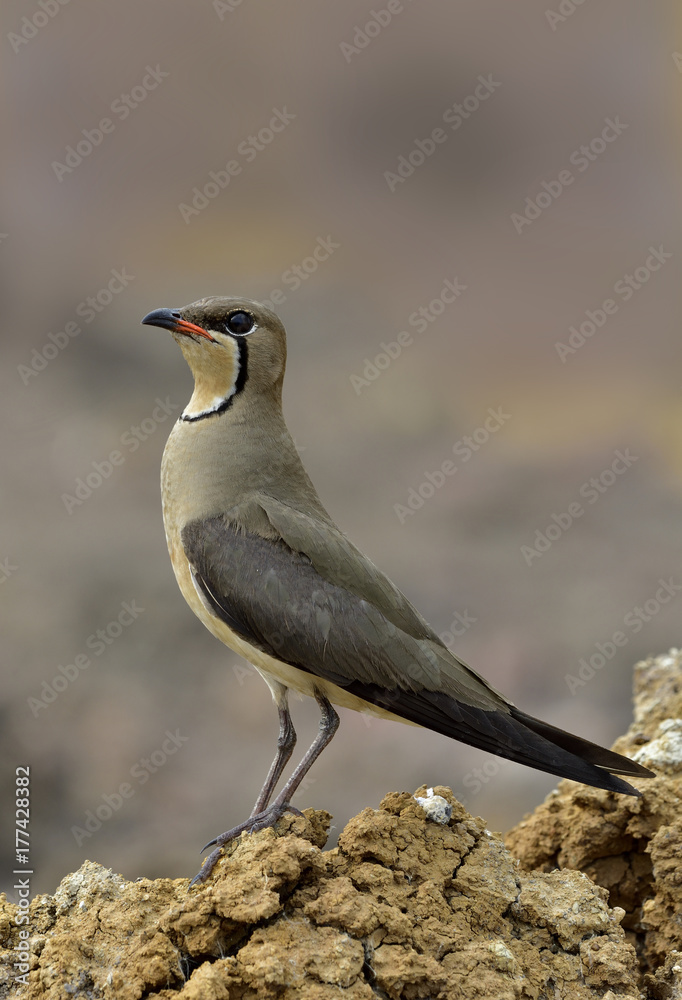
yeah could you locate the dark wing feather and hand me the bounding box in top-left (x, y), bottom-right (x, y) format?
top-left (182, 511), bottom-right (653, 795)
top-left (183, 512), bottom-right (497, 701)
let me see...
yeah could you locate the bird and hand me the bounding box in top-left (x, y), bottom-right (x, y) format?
top-left (141, 296), bottom-right (654, 885)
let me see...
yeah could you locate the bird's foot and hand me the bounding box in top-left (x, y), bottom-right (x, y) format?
top-left (188, 801), bottom-right (305, 887)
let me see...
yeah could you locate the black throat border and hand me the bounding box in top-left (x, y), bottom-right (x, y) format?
top-left (180, 337), bottom-right (249, 423)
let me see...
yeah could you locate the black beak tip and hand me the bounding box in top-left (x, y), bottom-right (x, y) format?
top-left (142, 307), bottom-right (181, 331)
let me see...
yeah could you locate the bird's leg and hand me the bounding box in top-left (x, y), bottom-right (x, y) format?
top-left (190, 692), bottom-right (339, 887)
top-left (262, 691), bottom-right (339, 819)
top-left (249, 701), bottom-right (297, 817)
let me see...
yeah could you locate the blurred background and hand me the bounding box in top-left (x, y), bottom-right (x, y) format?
top-left (2, 0), bottom-right (681, 896)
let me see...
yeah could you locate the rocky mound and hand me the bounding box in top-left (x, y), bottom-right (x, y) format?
top-left (506, 649), bottom-right (682, 999)
top-left (2, 650), bottom-right (681, 999)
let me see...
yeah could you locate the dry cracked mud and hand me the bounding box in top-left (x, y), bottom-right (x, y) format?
top-left (2, 649), bottom-right (681, 999)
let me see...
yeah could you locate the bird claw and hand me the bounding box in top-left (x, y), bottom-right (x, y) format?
top-left (189, 802), bottom-right (301, 887)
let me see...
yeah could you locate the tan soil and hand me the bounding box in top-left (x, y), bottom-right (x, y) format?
top-left (506, 649), bottom-right (682, 999)
top-left (3, 650), bottom-right (681, 999)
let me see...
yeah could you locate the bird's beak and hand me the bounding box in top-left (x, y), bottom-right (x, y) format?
top-left (142, 307), bottom-right (216, 342)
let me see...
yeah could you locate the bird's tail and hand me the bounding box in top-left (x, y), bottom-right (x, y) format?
top-left (507, 705), bottom-right (654, 793)
top-left (350, 682), bottom-right (655, 796)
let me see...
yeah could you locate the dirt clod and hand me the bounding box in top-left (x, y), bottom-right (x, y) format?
top-left (506, 649), bottom-right (682, 997)
top-left (3, 650), bottom-right (681, 998)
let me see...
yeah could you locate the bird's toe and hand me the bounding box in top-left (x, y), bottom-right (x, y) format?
top-left (189, 802), bottom-right (299, 886)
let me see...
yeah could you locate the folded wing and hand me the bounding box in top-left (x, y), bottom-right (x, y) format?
top-left (182, 502), bottom-right (653, 795)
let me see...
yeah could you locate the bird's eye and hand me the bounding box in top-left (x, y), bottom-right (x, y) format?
top-left (225, 311), bottom-right (255, 335)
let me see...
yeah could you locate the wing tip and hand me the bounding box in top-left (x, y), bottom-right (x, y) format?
top-left (509, 706), bottom-right (657, 791)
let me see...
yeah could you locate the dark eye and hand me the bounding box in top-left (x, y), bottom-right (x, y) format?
top-left (225, 311), bottom-right (254, 335)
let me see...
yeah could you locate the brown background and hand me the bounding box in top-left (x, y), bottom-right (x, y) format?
top-left (2, 0), bottom-right (681, 896)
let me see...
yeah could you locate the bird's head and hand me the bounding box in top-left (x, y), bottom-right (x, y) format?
top-left (142, 296), bottom-right (287, 421)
